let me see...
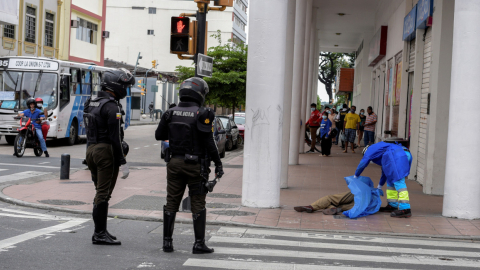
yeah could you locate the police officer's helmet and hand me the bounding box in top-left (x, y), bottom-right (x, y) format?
top-left (362, 144), bottom-right (370, 156)
top-left (26, 98), bottom-right (36, 109)
top-left (101, 68), bottom-right (135, 99)
top-left (179, 77), bottom-right (209, 104)
top-left (122, 141), bottom-right (129, 157)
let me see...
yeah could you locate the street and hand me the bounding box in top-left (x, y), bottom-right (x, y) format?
top-left (1, 200), bottom-right (480, 270)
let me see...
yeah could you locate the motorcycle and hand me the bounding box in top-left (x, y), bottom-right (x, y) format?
top-left (13, 116), bottom-right (44, 157)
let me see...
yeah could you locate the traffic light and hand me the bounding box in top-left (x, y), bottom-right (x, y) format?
top-left (152, 60), bottom-right (156, 68)
top-left (138, 79), bottom-right (146, 95)
top-left (214, 0), bottom-right (233, 7)
top-left (170, 17), bottom-right (196, 55)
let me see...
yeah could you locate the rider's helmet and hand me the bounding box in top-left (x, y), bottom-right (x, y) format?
top-left (179, 77), bottom-right (209, 105)
top-left (101, 68), bottom-right (135, 100)
top-left (26, 98), bottom-right (36, 109)
top-left (35, 97), bottom-right (44, 108)
top-left (362, 144), bottom-right (370, 156)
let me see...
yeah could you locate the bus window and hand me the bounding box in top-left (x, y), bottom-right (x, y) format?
top-left (60, 75), bottom-right (70, 109)
top-left (35, 73), bottom-right (58, 110)
top-left (20, 72), bottom-right (40, 110)
top-left (92, 71), bottom-right (101, 96)
top-left (70, 69), bottom-right (80, 95)
top-left (0, 71), bottom-right (22, 110)
top-left (82, 70), bottom-right (92, 95)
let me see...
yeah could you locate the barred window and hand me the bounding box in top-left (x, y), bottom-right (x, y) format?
top-left (147, 30), bottom-right (154, 35)
top-left (76, 18), bottom-right (98, 44)
top-left (148, 7), bottom-right (156, 14)
top-left (44, 12), bottom-right (54, 47)
top-left (25, 6), bottom-right (36, 43)
top-left (3, 25), bottom-right (15, 39)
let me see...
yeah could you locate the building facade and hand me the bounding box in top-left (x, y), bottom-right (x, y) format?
top-left (104, 0), bottom-right (248, 74)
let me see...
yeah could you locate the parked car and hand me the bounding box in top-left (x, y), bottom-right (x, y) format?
top-left (161, 116), bottom-right (227, 160)
top-left (233, 116), bottom-right (245, 145)
top-left (217, 115), bottom-right (239, 151)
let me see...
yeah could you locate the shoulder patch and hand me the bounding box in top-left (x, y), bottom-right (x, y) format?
top-left (116, 113), bottom-right (122, 119)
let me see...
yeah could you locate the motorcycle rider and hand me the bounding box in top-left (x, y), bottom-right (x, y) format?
top-left (17, 98), bottom-right (49, 157)
top-left (155, 77), bottom-right (224, 254)
top-left (35, 97), bottom-right (50, 141)
top-left (84, 68), bottom-right (134, 245)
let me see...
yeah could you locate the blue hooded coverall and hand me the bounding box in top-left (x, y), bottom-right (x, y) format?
top-left (355, 142), bottom-right (413, 210)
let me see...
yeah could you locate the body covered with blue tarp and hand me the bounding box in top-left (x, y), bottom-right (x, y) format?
top-left (355, 142), bottom-right (411, 186)
top-left (343, 175), bottom-right (382, 219)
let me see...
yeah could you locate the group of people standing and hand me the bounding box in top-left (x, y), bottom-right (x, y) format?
top-left (306, 103), bottom-right (378, 155)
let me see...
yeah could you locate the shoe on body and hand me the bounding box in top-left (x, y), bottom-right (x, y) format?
top-left (294, 205), bottom-right (314, 213)
top-left (192, 208), bottom-right (214, 254)
top-left (391, 209), bottom-right (412, 218)
top-left (163, 206), bottom-right (176, 252)
top-left (92, 202), bottom-right (121, 245)
top-left (379, 204), bottom-right (397, 212)
top-left (44, 151), bottom-right (49, 157)
top-left (323, 207), bottom-right (342, 215)
top-left (305, 150), bottom-right (315, 153)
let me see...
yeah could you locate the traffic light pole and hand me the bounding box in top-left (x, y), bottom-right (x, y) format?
top-left (195, 3), bottom-right (208, 78)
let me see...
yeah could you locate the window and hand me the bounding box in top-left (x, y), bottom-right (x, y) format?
top-left (148, 7), bottom-right (156, 14)
top-left (81, 70), bottom-right (91, 95)
top-left (92, 72), bottom-right (101, 96)
top-left (235, 0), bottom-right (247, 12)
top-left (70, 69), bottom-right (80, 95)
top-left (76, 18), bottom-right (98, 44)
top-left (234, 14), bottom-right (246, 32)
top-left (60, 75), bottom-right (70, 109)
top-left (25, 6), bottom-right (36, 43)
top-left (0, 71), bottom-right (22, 110)
top-left (20, 72), bottom-right (58, 110)
top-left (147, 30), bottom-right (154, 35)
top-left (44, 12), bottom-right (54, 47)
top-left (232, 34), bottom-right (243, 45)
top-left (3, 25), bottom-right (15, 39)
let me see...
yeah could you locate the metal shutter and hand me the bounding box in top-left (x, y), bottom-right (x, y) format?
top-left (409, 38), bottom-right (416, 72)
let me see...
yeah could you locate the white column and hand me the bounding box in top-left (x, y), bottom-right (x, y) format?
top-left (280, 0), bottom-right (296, 189)
top-left (312, 32), bottom-right (319, 103)
top-left (288, 0), bottom-right (307, 165)
top-left (306, 11), bottom-right (316, 111)
top-left (242, 0), bottom-right (289, 208)
top-left (298, 0), bottom-right (313, 154)
top-left (443, 0), bottom-right (480, 219)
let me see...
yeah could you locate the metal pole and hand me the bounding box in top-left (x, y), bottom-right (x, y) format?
top-left (195, 3), bottom-right (208, 78)
top-left (133, 52), bottom-right (142, 76)
top-left (60, 154), bottom-right (70, 180)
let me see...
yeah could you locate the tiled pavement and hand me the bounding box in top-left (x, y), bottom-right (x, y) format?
top-left (3, 144), bottom-right (480, 237)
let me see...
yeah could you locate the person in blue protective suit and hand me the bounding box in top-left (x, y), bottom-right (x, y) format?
top-left (354, 142), bottom-right (413, 218)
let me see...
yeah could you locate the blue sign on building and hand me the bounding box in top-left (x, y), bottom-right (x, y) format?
top-left (417, 0), bottom-right (433, 29)
top-left (403, 4), bottom-right (417, 41)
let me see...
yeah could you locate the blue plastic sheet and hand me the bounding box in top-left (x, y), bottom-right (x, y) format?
top-left (343, 175), bottom-right (382, 219)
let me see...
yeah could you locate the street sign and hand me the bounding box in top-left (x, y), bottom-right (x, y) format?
top-left (197, 53), bottom-right (213, 78)
top-left (151, 85), bottom-right (158, 93)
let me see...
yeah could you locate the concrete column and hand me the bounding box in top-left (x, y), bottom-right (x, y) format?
top-left (312, 33), bottom-right (320, 103)
top-left (443, 0), bottom-right (480, 219)
top-left (280, 0), bottom-right (296, 189)
top-left (242, 0), bottom-right (289, 208)
top-left (298, 0), bottom-right (313, 154)
top-left (288, 0), bottom-right (307, 165)
top-left (306, 12), bottom-right (317, 110)
top-left (424, 0), bottom-right (454, 195)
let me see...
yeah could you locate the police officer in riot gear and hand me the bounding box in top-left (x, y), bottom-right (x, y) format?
top-left (155, 77), bottom-right (224, 254)
top-left (84, 68), bottom-right (135, 245)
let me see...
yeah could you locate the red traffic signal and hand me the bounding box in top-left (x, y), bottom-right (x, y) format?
top-left (171, 17), bottom-right (190, 35)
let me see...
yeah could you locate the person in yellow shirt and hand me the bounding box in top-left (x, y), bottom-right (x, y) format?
top-left (343, 105), bottom-right (361, 153)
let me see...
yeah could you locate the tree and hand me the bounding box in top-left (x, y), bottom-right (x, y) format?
top-left (317, 52), bottom-right (355, 102)
top-left (316, 95), bottom-right (321, 110)
top-left (175, 30), bottom-right (247, 118)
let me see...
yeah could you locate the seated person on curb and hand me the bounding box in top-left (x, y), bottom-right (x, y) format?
top-left (294, 191), bottom-right (354, 215)
top-left (354, 142), bottom-right (413, 218)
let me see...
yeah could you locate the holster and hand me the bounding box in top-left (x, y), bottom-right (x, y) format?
top-left (164, 148), bottom-right (171, 163)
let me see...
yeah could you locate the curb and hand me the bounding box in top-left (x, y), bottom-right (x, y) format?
top-left (129, 122), bottom-right (158, 126)
top-left (1, 186), bottom-right (479, 241)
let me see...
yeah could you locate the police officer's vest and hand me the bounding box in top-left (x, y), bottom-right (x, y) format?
top-left (167, 105), bottom-right (205, 157)
top-left (84, 96), bottom-right (118, 144)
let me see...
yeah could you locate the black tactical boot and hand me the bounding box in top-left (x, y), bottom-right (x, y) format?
top-left (92, 202), bottom-right (121, 245)
top-left (44, 151), bottom-right (49, 157)
top-left (163, 206), bottom-right (176, 252)
top-left (105, 203), bottom-right (117, 240)
top-left (192, 208), bottom-right (214, 254)
top-left (391, 209), bottom-right (412, 218)
top-left (379, 204), bottom-right (397, 212)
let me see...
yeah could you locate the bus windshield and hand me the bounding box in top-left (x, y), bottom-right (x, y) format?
top-left (0, 71), bottom-right (57, 111)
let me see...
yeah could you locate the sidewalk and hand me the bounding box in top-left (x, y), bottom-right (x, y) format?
top-left (2, 145), bottom-right (480, 239)
top-left (129, 117), bottom-right (159, 126)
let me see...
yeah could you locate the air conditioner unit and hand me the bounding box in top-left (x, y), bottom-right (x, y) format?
top-left (71, 20), bottom-right (78, 28)
top-left (102, 31), bottom-right (110, 39)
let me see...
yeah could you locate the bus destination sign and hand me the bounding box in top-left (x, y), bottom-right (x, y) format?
top-left (0, 58), bottom-right (59, 71)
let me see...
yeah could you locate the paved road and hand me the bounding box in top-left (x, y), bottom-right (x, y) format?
top-left (0, 125), bottom-right (243, 184)
top-left (0, 201), bottom-right (479, 270)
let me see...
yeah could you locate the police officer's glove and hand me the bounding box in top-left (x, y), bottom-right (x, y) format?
top-left (353, 175), bottom-right (358, 179)
top-left (121, 163), bottom-right (130, 179)
top-left (215, 164), bottom-right (224, 179)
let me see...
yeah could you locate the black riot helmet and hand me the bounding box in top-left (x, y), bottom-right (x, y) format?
top-left (122, 141), bottom-right (129, 157)
top-left (179, 77), bottom-right (209, 105)
top-left (101, 68), bottom-right (135, 99)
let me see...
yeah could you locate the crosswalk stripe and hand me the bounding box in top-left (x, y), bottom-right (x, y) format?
top-left (0, 169), bottom-right (8, 172)
top-left (0, 171), bottom-right (50, 183)
top-left (211, 247), bottom-right (480, 268)
top-left (183, 258), bottom-right (405, 270)
top-left (208, 236), bottom-right (480, 258)
top-left (218, 227), bottom-right (480, 249)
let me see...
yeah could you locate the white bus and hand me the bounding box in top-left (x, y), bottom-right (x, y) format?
top-left (0, 56), bottom-right (132, 145)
